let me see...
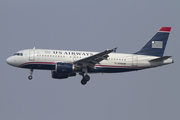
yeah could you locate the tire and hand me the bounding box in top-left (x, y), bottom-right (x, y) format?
top-left (81, 79), bottom-right (87, 85)
top-left (84, 75), bottom-right (90, 81)
top-left (28, 75), bottom-right (32, 80)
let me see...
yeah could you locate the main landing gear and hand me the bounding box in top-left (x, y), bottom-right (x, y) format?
top-left (28, 69), bottom-right (33, 80)
top-left (80, 72), bottom-right (90, 85)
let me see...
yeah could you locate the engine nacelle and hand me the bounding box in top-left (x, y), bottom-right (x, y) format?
top-left (51, 70), bottom-right (76, 79)
top-left (55, 63), bottom-right (73, 73)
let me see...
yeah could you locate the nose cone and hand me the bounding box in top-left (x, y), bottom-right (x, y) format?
top-left (6, 57), bottom-right (14, 66)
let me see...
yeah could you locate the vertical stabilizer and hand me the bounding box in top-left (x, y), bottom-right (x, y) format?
top-left (135, 27), bottom-right (171, 57)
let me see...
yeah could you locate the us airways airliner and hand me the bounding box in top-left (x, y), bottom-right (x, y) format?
top-left (6, 27), bottom-right (173, 85)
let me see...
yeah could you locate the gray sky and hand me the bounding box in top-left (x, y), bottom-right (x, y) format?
top-left (1, 0), bottom-right (180, 120)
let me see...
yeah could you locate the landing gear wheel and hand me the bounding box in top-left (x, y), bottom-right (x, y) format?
top-left (81, 79), bottom-right (87, 85)
top-left (28, 75), bottom-right (32, 80)
top-left (28, 69), bottom-right (33, 80)
top-left (84, 75), bottom-right (90, 81)
top-left (79, 71), bottom-right (91, 85)
top-left (80, 75), bottom-right (90, 85)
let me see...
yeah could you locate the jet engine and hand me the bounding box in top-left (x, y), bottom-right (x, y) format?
top-left (55, 63), bottom-right (73, 73)
top-left (51, 70), bottom-right (76, 79)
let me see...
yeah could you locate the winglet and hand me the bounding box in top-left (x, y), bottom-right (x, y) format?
top-left (112, 47), bottom-right (118, 53)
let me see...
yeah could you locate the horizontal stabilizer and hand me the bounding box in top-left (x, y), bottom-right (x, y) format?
top-left (149, 56), bottom-right (172, 62)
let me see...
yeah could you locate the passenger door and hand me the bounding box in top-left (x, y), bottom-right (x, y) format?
top-left (29, 50), bottom-right (35, 61)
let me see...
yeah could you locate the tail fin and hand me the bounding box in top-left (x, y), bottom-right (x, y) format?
top-left (135, 27), bottom-right (171, 57)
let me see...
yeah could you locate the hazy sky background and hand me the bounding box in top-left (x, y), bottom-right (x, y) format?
top-left (1, 0), bottom-right (179, 120)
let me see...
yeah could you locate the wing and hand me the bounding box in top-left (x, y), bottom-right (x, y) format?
top-left (73, 48), bottom-right (117, 69)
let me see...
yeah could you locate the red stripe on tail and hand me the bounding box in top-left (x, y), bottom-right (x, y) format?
top-left (159, 27), bottom-right (171, 32)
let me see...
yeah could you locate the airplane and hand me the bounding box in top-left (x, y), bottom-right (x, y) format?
top-left (6, 27), bottom-right (173, 85)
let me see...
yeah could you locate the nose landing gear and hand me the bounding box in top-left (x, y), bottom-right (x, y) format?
top-left (28, 69), bottom-right (33, 80)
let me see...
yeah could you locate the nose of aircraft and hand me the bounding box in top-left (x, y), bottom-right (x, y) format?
top-left (6, 57), bottom-right (13, 66)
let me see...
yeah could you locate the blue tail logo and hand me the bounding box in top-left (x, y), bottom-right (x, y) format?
top-left (135, 27), bottom-right (171, 57)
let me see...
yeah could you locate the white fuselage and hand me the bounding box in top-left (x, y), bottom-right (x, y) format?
top-left (6, 49), bottom-right (173, 73)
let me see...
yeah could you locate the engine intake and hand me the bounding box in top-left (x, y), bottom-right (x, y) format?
top-left (55, 63), bottom-right (73, 73)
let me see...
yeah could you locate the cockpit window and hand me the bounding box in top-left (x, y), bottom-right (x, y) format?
top-left (14, 53), bottom-right (23, 56)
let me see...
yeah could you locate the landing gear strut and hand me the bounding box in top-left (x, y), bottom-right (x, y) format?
top-left (80, 72), bottom-right (90, 85)
top-left (28, 69), bottom-right (33, 80)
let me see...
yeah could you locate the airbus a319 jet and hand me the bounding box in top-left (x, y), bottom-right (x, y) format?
top-left (6, 27), bottom-right (173, 85)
